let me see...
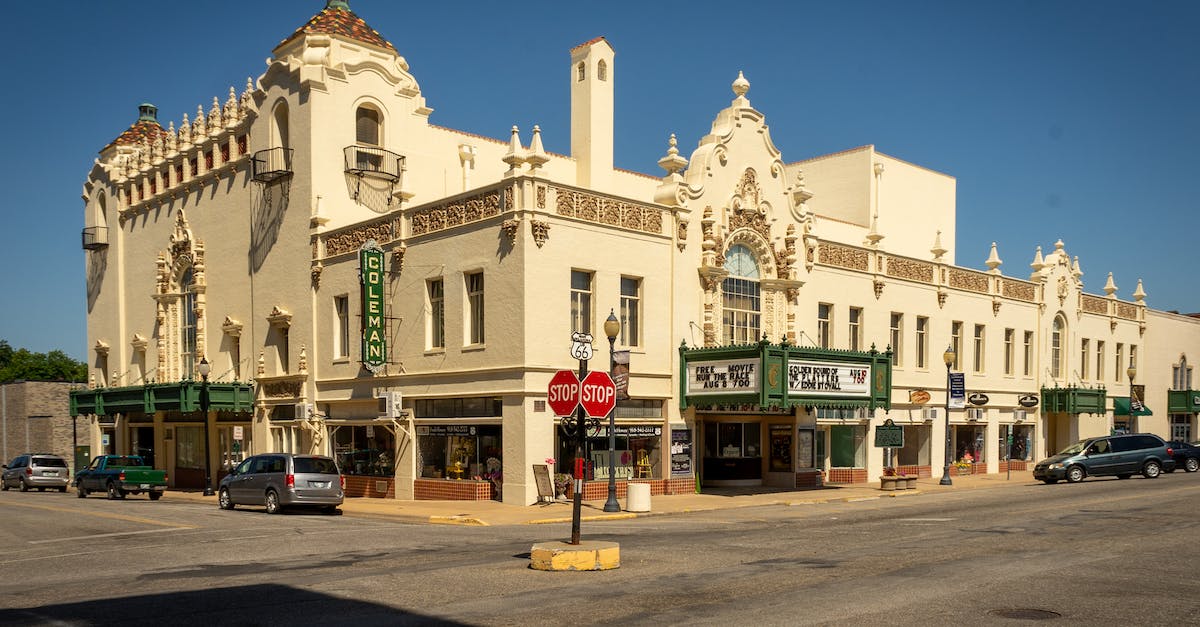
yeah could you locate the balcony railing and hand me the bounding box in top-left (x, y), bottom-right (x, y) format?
top-left (251, 147), bottom-right (294, 183)
top-left (344, 145), bottom-right (406, 204)
top-left (82, 226), bottom-right (109, 250)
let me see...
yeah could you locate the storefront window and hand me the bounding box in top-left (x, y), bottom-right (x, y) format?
top-left (175, 426), bottom-right (202, 469)
top-left (557, 425), bottom-right (662, 480)
top-left (218, 425), bottom-right (252, 471)
top-left (955, 424), bottom-right (987, 464)
top-left (830, 425), bottom-right (866, 467)
top-left (333, 424), bottom-right (396, 477)
top-left (897, 425), bottom-right (931, 466)
top-left (703, 422), bottom-right (761, 459)
top-left (769, 424), bottom-right (793, 472)
top-left (417, 425), bottom-right (501, 480)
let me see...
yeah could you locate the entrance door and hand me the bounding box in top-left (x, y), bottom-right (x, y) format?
top-left (1171, 415), bottom-right (1191, 442)
top-left (174, 426), bottom-right (206, 489)
top-left (132, 427), bottom-right (155, 467)
top-left (701, 421), bottom-right (762, 486)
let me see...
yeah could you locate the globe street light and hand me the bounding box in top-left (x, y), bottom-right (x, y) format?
top-left (198, 357), bottom-right (214, 497)
top-left (602, 309), bottom-right (621, 513)
top-left (1126, 363), bottom-right (1137, 434)
top-left (940, 346), bottom-right (956, 486)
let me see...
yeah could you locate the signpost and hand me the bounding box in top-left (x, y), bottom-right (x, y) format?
top-left (874, 418), bottom-right (904, 471)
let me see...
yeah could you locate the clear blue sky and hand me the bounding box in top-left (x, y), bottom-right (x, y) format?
top-left (2, 1), bottom-right (1197, 360)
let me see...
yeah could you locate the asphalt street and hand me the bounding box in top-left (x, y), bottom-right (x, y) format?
top-left (0, 472), bottom-right (1198, 626)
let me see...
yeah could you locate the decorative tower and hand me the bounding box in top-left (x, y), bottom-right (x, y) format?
top-left (570, 37), bottom-right (615, 190)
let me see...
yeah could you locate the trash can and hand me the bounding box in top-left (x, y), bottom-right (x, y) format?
top-left (626, 482), bottom-right (651, 512)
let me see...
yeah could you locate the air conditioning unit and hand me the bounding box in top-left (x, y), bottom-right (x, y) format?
top-left (966, 408), bottom-right (985, 421)
top-left (377, 391), bottom-right (403, 419)
top-left (1013, 409), bottom-right (1027, 422)
top-left (294, 403), bottom-right (312, 421)
top-left (921, 408), bottom-right (938, 422)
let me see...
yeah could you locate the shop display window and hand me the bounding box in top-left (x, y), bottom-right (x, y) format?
top-left (1007, 425), bottom-right (1034, 461)
top-left (417, 425), bottom-right (501, 481)
top-left (333, 424), bottom-right (395, 477)
top-left (557, 425), bottom-right (662, 480)
top-left (830, 425), bottom-right (866, 467)
top-left (897, 425), bottom-right (931, 466)
top-left (955, 424), bottom-right (987, 464)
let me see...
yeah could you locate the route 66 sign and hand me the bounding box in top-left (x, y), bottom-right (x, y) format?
top-left (570, 332), bottom-right (594, 361)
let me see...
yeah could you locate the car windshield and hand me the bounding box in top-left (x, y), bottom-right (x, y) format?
top-left (33, 457), bottom-right (66, 467)
top-left (294, 457), bottom-right (339, 475)
top-left (1058, 441), bottom-right (1089, 455)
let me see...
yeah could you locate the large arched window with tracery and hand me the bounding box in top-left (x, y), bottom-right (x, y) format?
top-left (722, 244), bottom-right (760, 344)
top-left (179, 267), bottom-right (197, 379)
top-left (1051, 315), bottom-right (1065, 380)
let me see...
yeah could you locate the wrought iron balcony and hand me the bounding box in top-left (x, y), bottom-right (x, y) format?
top-left (344, 145), bottom-right (406, 204)
top-left (251, 147), bottom-right (294, 183)
top-left (82, 226), bottom-right (109, 250)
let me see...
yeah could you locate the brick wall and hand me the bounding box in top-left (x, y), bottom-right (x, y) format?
top-left (413, 478), bottom-right (493, 500)
top-left (794, 469), bottom-right (824, 489)
top-left (896, 464), bottom-right (933, 478)
top-left (566, 477), bottom-right (697, 499)
top-left (344, 475), bottom-right (396, 499)
top-left (1, 382), bottom-right (77, 469)
top-left (826, 468), bottom-right (868, 484)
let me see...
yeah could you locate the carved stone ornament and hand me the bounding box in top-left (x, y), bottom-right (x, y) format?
top-left (222, 316), bottom-right (243, 337)
top-left (937, 289), bottom-right (948, 309)
top-left (311, 262), bottom-right (323, 286)
top-left (1057, 276), bottom-right (1069, 305)
top-left (676, 218), bottom-right (688, 252)
top-left (391, 243), bottom-right (407, 274)
top-left (993, 299), bottom-right (1002, 317)
top-left (873, 279), bottom-right (885, 300)
top-left (267, 306), bottom-right (292, 329)
top-left (728, 169), bottom-right (771, 242)
top-left (531, 220), bottom-right (550, 248)
top-left (501, 219), bottom-right (520, 245)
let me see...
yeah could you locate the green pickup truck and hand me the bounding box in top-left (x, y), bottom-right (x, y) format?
top-left (75, 455), bottom-right (168, 500)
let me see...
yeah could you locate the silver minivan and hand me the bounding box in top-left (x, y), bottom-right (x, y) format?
top-left (218, 453), bottom-right (344, 514)
top-left (2, 454), bottom-right (70, 492)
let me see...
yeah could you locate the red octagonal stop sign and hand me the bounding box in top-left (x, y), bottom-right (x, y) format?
top-left (580, 371), bottom-right (616, 417)
top-left (547, 370), bottom-right (581, 417)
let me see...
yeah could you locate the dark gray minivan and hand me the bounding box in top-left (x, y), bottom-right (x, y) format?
top-left (218, 453), bottom-right (344, 513)
top-left (1033, 433), bottom-right (1176, 484)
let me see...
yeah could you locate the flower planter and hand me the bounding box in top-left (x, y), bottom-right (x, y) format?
top-left (901, 476), bottom-right (918, 489)
top-left (879, 476), bottom-right (899, 491)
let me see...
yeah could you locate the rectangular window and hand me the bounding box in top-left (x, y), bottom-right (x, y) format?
top-left (1080, 339), bottom-right (1090, 380)
top-left (333, 296), bottom-right (350, 359)
top-left (1096, 341), bottom-right (1105, 381)
top-left (951, 321), bottom-right (963, 370)
top-left (848, 307), bottom-right (863, 351)
top-left (428, 279), bottom-right (445, 349)
top-left (889, 313), bottom-right (902, 367)
top-left (915, 316), bottom-right (928, 368)
top-left (817, 304), bottom-right (832, 349)
top-left (973, 324), bottom-right (985, 373)
top-left (1130, 345), bottom-right (1138, 371)
top-left (1115, 343), bottom-right (1124, 382)
top-left (722, 278), bottom-right (760, 344)
top-left (570, 270), bottom-right (593, 335)
top-left (466, 272), bottom-right (485, 345)
top-left (1004, 328), bottom-right (1014, 375)
top-left (620, 276), bottom-right (641, 347)
top-left (1023, 331), bottom-right (1034, 376)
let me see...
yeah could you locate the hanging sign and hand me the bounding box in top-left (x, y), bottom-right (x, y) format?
top-left (909, 390), bottom-right (931, 405)
top-left (360, 240), bottom-right (387, 373)
top-left (787, 359), bottom-right (870, 398)
top-left (968, 393), bottom-right (989, 406)
top-left (948, 373), bottom-right (966, 409)
top-left (1017, 394), bottom-right (1039, 408)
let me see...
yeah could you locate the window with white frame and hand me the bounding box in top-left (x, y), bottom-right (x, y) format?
top-left (951, 321), bottom-right (963, 370)
top-left (973, 324), bottom-right (985, 373)
top-left (916, 316), bottom-right (928, 368)
top-left (466, 272), bottom-right (484, 345)
top-left (889, 313), bottom-right (902, 366)
top-left (334, 295), bottom-right (350, 359)
top-left (1097, 340), bottom-right (1105, 381)
top-left (570, 270), bottom-right (593, 335)
top-left (1115, 343), bottom-right (1124, 383)
top-left (1130, 344), bottom-right (1138, 371)
top-left (818, 303), bottom-right (832, 349)
top-left (848, 307), bottom-right (863, 351)
top-left (1080, 338), bottom-right (1090, 380)
top-left (180, 268), bottom-right (197, 379)
top-left (722, 245), bottom-right (761, 344)
top-left (1004, 328), bottom-right (1014, 375)
top-left (620, 276), bottom-right (641, 347)
top-left (1051, 316), bottom-right (1065, 380)
top-left (1023, 331), bottom-right (1034, 377)
top-left (428, 279), bottom-right (444, 350)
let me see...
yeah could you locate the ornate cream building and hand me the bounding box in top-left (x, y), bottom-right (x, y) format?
top-left (73, 1), bottom-right (1200, 504)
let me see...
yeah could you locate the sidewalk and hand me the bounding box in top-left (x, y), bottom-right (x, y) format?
top-left (165, 470), bottom-right (1036, 525)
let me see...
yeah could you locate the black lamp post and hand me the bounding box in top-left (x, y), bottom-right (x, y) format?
top-left (198, 358), bottom-right (214, 496)
top-left (602, 309), bottom-right (621, 513)
top-left (940, 345), bottom-right (956, 486)
top-left (1126, 363), bottom-right (1137, 434)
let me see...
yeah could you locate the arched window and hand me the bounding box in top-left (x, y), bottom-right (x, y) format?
top-left (722, 244), bottom-right (761, 344)
top-left (597, 59), bottom-right (608, 81)
top-left (180, 267), bottom-right (197, 379)
top-left (1051, 315), bottom-right (1065, 380)
top-left (355, 105), bottom-right (381, 146)
top-left (576, 61), bottom-right (586, 82)
top-left (270, 100), bottom-right (289, 149)
top-left (96, 192), bottom-right (108, 231)
top-left (1175, 356), bottom-right (1190, 390)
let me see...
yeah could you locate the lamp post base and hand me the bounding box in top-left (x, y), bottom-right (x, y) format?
top-left (939, 467), bottom-right (953, 486)
top-left (603, 494), bottom-right (620, 513)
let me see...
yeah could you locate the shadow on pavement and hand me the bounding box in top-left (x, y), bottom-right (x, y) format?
top-left (0, 583), bottom-right (465, 627)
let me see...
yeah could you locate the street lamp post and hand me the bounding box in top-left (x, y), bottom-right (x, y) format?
top-left (1127, 363), bottom-right (1137, 434)
top-left (602, 309), bottom-right (621, 513)
top-left (940, 346), bottom-right (956, 486)
top-left (198, 358), bottom-right (214, 496)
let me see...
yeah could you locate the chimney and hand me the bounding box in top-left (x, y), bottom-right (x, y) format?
top-left (569, 37), bottom-right (614, 190)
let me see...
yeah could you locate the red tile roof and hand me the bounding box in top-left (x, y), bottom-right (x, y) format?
top-left (105, 119), bottom-right (165, 152)
top-left (278, 4), bottom-right (396, 52)
top-left (570, 36), bottom-right (608, 52)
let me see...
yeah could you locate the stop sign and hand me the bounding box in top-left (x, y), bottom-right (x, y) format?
top-left (547, 370), bottom-right (581, 416)
top-left (579, 371), bottom-right (616, 417)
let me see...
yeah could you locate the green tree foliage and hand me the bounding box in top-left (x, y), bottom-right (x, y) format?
top-left (0, 340), bottom-right (87, 383)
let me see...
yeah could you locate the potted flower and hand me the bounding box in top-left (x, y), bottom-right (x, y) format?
top-left (954, 460), bottom-right (972, 476)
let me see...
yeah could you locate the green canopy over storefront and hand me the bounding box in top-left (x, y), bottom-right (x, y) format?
top-left (1113, 396), bottom-right (1153, 416)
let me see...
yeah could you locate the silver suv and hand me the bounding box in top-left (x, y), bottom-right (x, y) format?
top-left (217, 453), bottom-right (344, 514)
top-left (2, 454), bottom-right (70, 492)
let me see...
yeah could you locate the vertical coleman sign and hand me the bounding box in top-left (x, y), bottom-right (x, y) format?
top-left (360, 240), bottom-right (386, 373)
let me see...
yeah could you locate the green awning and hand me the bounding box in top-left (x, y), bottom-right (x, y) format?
top-left (1113, 397), bottom-right (1153, 416)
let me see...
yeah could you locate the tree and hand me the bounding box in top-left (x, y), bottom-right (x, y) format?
top-left (0, 341), bottom-right (87, 384)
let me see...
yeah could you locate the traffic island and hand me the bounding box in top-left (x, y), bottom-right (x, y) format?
top-left (529, 540), bottom-right (620, 571)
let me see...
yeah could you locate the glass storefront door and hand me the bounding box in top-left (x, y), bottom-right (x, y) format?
top-left (702, 421), bottom-right (762, 484)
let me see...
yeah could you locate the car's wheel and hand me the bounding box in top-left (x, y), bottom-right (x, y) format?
top-left (265, 490), bottom-right (282, 514)
top-left (58, 486), bottom-right (67, 493)
top-left (1142, 460), bottom-right (1162, 479)
top-left (107, 481), bottom-right (124, 499)
top-left (218, 488), bottom-right (235, 510)
top-left (1065, 466), bottom-right (1085, 483)
top-left (1042, 479), bottom-right (1058, 484)
top-left (148, 491), bottom-right (162, 501)
top-left (1186, 457), bottom-right (1199, 473)
top-left (1117, 474), bottom-right (1132, 480)
top-left (1, 479), bottom-right (8, 491)
top-left (321, 505), bottom-right (340, 514)
top-left (19, 479), bottom-right (29, 492)
top-left (77, 484), bottom-right (87, 498)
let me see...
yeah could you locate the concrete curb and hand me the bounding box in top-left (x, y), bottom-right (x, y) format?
top-left (429, 515), bottom-right (489, 526)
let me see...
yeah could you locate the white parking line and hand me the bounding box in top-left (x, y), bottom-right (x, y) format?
top-left (29, 527), bottom-right (187, 544)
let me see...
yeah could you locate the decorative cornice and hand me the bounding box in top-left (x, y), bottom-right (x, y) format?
top-left (267, 306), bottom-right (292, 329)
